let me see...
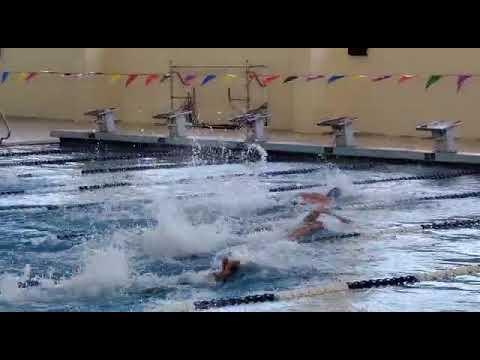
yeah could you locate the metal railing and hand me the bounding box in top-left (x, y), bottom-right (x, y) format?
top-left (0, 110), bottom-right (11, 145)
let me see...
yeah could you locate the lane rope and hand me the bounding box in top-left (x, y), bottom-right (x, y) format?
top-left (193, 264), bottom-right (480, 311)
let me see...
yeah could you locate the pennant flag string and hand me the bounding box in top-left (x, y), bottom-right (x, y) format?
top-left (0, 70), bottom-right (478, 93)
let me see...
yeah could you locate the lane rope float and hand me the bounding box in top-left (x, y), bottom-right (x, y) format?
top-left (269, 169), bottom-right (480, 193)
top-left (342, 191), bottom-right (480, 210)
top-left (0, 149), bottom-right (68, 158)
top-left (0, 151), bottom-right (178, 168)
top-left (192, 263), bottom-right (480, 311)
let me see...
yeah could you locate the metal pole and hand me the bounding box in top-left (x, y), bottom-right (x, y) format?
top-left (246, 59), bottom-right (251, 112)
top-left (169, 60), bottom-right (174, 111)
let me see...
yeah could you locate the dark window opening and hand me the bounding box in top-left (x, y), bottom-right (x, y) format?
top-left (348, 48), bottom-right (368, 56)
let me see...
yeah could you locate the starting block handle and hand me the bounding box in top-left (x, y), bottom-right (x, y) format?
top-left (84, 107), bottom-right (117, 118)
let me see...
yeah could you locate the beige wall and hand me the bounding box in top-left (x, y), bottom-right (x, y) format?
top-left (2, 48), bottom-right (480, 139)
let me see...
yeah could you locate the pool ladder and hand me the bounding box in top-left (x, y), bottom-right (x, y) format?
top-left (0, 110), bottom-right (11, 145)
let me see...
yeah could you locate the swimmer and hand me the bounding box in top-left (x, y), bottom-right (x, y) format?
top-left (288, 187), bottom-right (352, 241)
top-left (212, 257), bottom-right (241, 283)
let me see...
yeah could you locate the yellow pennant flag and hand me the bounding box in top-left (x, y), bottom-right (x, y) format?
top-left (224, 74), bottom-right (238, 81)
top-left (110, 74), bottom-right (121, 84)
top-left (18, 72), bottom-right (28, 81)
top-left (352, 74), bottom-right (368, 80)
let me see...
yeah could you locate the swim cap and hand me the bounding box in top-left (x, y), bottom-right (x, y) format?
top-left (327, 187), bottom-right (342, 200)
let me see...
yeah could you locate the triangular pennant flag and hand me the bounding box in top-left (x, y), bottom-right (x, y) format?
top-left (125, 74), bottom-right (139, 87)
top-left (160, 73), bottom-right (171, 83)
top-left (25, 72), bottom-right (39, 82)
top-left (425, 75), bottom-right (443, 90)
top-left (262, 75), bottom-right (281, 86)
top-left (0, 71), bottom-right (9, 84)
top-left (201, 74), bottom-right (217, 86)
top-left (18, 73), bottom-right (28, 81)
top-left (352, 75), bottom-right (368, 80)
top-left (145, 74), bottom-right (160, 86)
top-left (183, 73), bottom-right (197, 86)
top-left (372, 75), bottom-right (393, 82)
top-left (306, 74), bottom-right (325, 82)
top-left (248, 72), bottom-right (266, 87)
top-left (110, 74), bottom-right (121, 83)
top-left (62, 73), bottom-right (82, 79)
top-left (457, 74), bottom-right (472, 93)
top-left (398, 74), bottom-right (417, 84)
top-left (283, 75), bottom-right (299, 84)
top-left (327, 75), bottom-right (346, 84)
top-left (225, 74), bottom-right (238, 80)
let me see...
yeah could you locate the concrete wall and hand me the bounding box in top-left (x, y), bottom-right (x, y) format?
top-left (300, 48), bottom-right (480, 138)
top-left (2, 48), bottom-right (480, 138)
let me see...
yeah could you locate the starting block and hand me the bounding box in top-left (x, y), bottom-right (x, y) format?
top-left (154, 110), bottom-right (192, 139)
top-left (317, 116), bottom-right (357, 147)
top-left (85, 108), bottom-right (118, 133)
top-left (416, 120), bottom-right (462, 153)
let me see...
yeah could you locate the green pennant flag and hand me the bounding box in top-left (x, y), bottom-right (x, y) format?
top-left (425, 75), bottom-right (443, 90)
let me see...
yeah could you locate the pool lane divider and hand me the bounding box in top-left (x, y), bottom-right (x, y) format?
top-left (192, 263), bottom-right (480, 311)
top-left (0, 149), bottom-right (67, 157)
top-left (0, 164), bottom-right (377, 197)
top-left (0, 190), bottom-right (25, 196)
top-left (81, 163), bottom-right (376, 176)
top-left (343, 191), bottom-right (480, 210)
top-left (269, 169), bottom-right (480, 193)
top-left (0, 151), bottom-right (178, 168)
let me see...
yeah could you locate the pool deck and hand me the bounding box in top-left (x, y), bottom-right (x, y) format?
top-left (4, 116), bottom-right (480, 165)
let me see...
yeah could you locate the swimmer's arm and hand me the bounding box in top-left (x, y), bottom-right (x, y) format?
top-left (327, 212), bottom-right (352, 224)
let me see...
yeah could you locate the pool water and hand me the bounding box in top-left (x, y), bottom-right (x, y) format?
top-left (1, 143), bottom-right (480, 312)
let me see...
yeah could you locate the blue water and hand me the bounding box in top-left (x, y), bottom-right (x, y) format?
top-left (1, 143), bottom-right (480, 312)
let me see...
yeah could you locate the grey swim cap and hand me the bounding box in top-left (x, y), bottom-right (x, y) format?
top-left (327, 187), bottom-right (342, 200)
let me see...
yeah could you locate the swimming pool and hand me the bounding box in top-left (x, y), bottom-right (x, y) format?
top-left (1, 142), bottom-right (480, 312)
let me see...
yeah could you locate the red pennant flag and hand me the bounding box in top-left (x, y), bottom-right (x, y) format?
top-left (126, 74), bottom-right (139, 87)
top-left (248, 72), bottom-right (266, 87)
top-left (306, 74), bottom-right (325, 82)
top-left (398, 74), bottom-right (417, 84)
top-left (145, 74), bottom-right (160, 86)
top-left (25, 72), bottom-right (39, 82)
top-left (261, 75), bottom-right (281, 86)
